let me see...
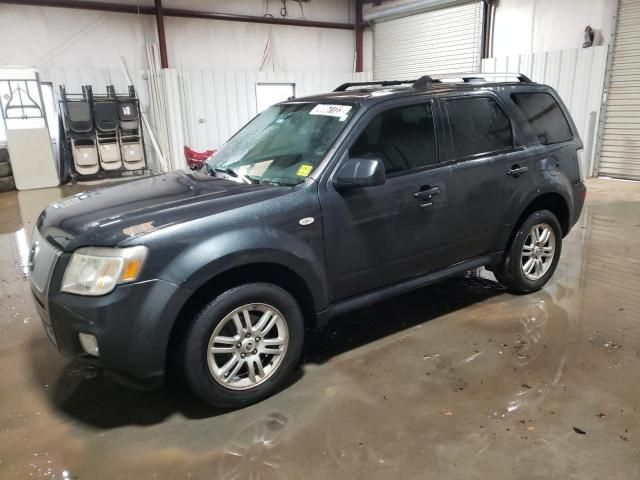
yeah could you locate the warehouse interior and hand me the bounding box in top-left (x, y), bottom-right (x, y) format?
top-left (1, 0), bottom-right (639, 478)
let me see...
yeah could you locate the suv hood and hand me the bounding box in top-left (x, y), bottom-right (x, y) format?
top-left (37, 170), bottom-right (287, 251)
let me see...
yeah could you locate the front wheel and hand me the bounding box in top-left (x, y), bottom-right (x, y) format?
top-left (493, 209), bottom-right (562, 294)
top-left (181, 283), bottom-right (304, 408)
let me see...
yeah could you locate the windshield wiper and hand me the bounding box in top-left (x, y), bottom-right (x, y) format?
top-left (213, 167), bottom-right (253, 185)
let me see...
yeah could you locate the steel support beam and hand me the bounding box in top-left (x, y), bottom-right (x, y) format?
top-left (1, 0), bottom-right (154, 14)
top-left (0, 0), bottom-right (355, 30)
top-left (355, 0), bottom-right (364, 72)
top-left (154, 0), bottom-right (168, 68)
top-left (164, 8), bottom-right (354, 30)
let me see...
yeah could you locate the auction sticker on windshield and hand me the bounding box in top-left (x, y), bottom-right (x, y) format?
top-left (296, 164), bottom-right (313, 177)
top-left (310, 104), bottom-right (352, 121)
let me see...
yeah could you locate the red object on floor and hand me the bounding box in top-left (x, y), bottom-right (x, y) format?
top-left (184, 146), bottom-right (216, 170)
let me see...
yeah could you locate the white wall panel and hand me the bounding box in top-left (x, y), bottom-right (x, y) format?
top-left (0, 5), bottom-right (154, 71)
top-left (492, 0), bottom-right (617, 57)
top-left (483, 46), bottom-right (607, 176)
top-left (165, 18), bottom-right (355, 73)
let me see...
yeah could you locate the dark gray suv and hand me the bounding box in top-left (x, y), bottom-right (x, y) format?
top-left (30, 74), bottom-right (586, 407)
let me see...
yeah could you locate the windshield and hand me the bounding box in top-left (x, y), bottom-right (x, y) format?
top-left (206, 102), bottom-right (358, 186)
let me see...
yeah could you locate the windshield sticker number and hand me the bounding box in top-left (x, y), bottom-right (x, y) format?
top-left (296, 164), bottom-right (313, 177)
top-left (310, 104), bottom-right (352, 121)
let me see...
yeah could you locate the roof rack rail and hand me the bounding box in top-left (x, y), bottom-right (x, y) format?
top-left (334, 72), bottom-right (531, 92)
top-left (333, 80), bottom-right (417, 91)
top-left (425, 72), bottom-right (532, 84)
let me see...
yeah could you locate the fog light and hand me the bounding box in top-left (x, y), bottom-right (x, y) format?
top-left (78, 333), bottom-right (99, 357)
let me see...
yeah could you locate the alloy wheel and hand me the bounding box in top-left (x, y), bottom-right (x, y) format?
top-left (207, 303), bottom-right (289, 391)
top-left (521, 223), bottom-right (556, 281)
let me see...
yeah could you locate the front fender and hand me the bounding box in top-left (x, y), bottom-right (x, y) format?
top-left (157, 227), bottom-right (329, 312)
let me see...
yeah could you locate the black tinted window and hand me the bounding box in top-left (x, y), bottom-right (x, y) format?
top-left (446, 97), bottom-right (513, 159)
top-left (350, 103), bottom-right (437, 174)
top-left (512, 92), bottom-right (573, 144)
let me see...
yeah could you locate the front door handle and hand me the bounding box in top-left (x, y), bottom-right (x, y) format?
top-left (506, 165), bottom-right (529, 177)
top-left (413, 186), bottom-right (441, 204)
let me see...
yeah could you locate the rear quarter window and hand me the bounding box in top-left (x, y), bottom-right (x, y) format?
top-left (445, 97), bottom-right (514, 159)
top-left (511, 92), bottom-right (573, 145)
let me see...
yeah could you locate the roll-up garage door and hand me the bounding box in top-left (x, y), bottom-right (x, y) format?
top-left (598, 0), bottom-right (640, 180)
top-left (373, 1), bottom-right (483, 80)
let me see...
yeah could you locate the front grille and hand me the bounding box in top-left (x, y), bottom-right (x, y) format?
top-left (29, 229), bottom-right (62, 294)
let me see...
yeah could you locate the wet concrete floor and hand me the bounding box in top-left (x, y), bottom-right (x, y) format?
top-left (1, 178), bottom-right (639, 479)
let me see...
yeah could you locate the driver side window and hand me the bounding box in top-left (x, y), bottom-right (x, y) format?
top-left (350, 102), bottom-right (437, 175)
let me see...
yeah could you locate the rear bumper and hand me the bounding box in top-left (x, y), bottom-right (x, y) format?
top-left (34, 279), bottom-right (191, 389)
top-left (570, 181), bottom-right (587, 229)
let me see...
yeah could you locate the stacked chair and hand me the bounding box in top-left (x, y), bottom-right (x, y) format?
top-left (59, 84), bottom-right (147, 182)
top-left (60, 85), bottom-right (100, 176)
top-left (117, 86), bottom-right (146, 171)
top-left (94, 86), bottom-right (122, 171)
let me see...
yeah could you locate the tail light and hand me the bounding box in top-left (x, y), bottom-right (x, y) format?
top-left (576, 148), bottom-right (585, 182)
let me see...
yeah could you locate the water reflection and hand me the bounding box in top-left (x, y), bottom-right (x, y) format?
top-left (219, 412), bottom-right (289, 480)
top-left (488, 293), bottom-right (571, 418)
top-left (14, 227), bottom-right (30, 278)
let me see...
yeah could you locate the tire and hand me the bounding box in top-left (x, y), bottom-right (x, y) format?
top-left (0, 161), bottom-right (11, 178)
top-left (181, 283), bottom-right (305, 408)
top-left (494, 209), bottom-right (562, 294)
top-left (0, 175), bottom-right (15, 193)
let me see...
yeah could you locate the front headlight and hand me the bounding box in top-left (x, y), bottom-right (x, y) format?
top-left (61, 246), bottom-right (148, 296)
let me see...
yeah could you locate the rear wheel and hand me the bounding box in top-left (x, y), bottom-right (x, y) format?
top-left (494, 210), bottom-right (562, 294)
top-left (181, 283), bottom-right (304, 408)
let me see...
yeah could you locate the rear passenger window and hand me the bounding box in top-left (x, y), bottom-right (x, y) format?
top-left (512, 92), bottom-right (573, 145)
top-left (446, 97), bottom-right (513, 159)
top-left (350, 103), bottom-right (437, 174)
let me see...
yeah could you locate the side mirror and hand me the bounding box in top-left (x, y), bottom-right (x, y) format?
top-left (333, 157), bottom-right (386, 189)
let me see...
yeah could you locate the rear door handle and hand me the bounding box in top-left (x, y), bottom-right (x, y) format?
top-left (413, 186), bottom-right (441, 203)
top-left (506, 165), bottom-right (529, 177)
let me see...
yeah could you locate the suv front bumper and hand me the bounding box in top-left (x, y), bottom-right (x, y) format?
top-left (33, 278), bottom-right (192, 389)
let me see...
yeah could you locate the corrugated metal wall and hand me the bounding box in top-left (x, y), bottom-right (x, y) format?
top-left (596, 0), bottom-right (640, 181)
top-left (177, 70), bottom-right (373, 151)
top-left (37, 66), bottom-right (372, 170)
top-left (373, 1), bottom-right (484, 79)
top-left (482, 46), bottom-right (608, 176)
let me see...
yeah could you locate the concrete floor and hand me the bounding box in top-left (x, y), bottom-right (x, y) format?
top-left (1, 178), bottom-right (639, 480)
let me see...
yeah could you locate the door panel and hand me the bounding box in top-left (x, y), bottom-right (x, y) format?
top-left (320, 99), bottom-right (451, 302)
top-left (321, 165), bottom-right (451, 301)
top-left (447, 155), bottom-right (506, 264)
top-left (497, 145), bottom-right (545, 231)
top-left (441, 94), bottom-right (521, 264)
